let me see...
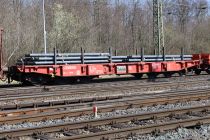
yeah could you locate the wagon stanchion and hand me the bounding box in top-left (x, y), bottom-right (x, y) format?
top-left (181, 47), bottom-right (184, 61)
top-left (135, 49), bottom-right (138, 56)
top-left (162, 47), bottom-right (165, 61)
top-left (7, 67), bottom-right (11, 84)
top-left (53, 48), bottom-right (57, 65)
top-left (109, 48), bottom-right (112, 63)
top-left (115, 50), bottom-right (117, 56)
top-left (81, 47), bottom-right (84, 64)
top-left (141, 48), bottom-right (144, 62)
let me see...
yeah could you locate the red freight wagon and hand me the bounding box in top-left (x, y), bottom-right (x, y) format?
top-left (9, 57), bottom-right (201, 84)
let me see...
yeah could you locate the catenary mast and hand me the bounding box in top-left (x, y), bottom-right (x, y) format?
top-left (153, 0), bottom-right (164, 55)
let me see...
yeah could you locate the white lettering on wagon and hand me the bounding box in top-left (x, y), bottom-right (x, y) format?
top-left (117, 66), bottom-right (126, 73)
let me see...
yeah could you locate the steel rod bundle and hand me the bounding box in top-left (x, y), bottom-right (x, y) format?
top-left (16, 48), bottom-right (192, 65)
top-left (17, 54), bottom-right (192, 65)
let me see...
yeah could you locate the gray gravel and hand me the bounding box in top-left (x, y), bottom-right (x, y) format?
top-left (128, 124), bottom-right (210, 140)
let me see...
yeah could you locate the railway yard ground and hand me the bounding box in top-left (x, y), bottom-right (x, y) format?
top-left (1, 0), bottom-right (210, 139)
top-left (1, 75), bottom-right (210, 140)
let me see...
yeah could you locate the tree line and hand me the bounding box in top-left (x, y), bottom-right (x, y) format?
top-left (0, 0), bottom-right (209, 65)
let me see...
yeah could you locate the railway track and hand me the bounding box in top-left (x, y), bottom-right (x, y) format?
top-left (63, 105), bottom-right (210, 140)
top-left (1, 88), bottom-right (210, 127)
top-left (0, 79), bottom-right (209, 106)
top-left (0, 74), bottom-right (209, 95)
top-left (0, 75), bottom-right (209, 139)
top-left (1, 103), bottom-right (210, 139)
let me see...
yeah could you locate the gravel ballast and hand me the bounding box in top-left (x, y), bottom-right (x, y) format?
top-left (129, 125), bottom-right (210, 140)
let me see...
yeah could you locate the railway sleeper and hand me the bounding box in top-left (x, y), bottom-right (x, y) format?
top-left (112, 123), bottom-right (126, 129)
top-left (127, 132), bottom-right (137, 139)
top-left (128, 104), bottom-right (134, 109)
top-left (32, 132), bottom-right (52, 140)
top-left (133, 120), bottom-right (147, 125)
top-left (173, 114), bottom-right (190, 120)
top-left (63, 130), bottom-right (80, 137)
top-left (187, 111), bottom-right (207, 117)
top-left (186, 122), bottom-right (204, 129)
top-left (88, 127), bottom-right (104, 133)
top-left (100, 137), bottom-right (109, 140)
top-left (84, 124), bottom-right (94, 130)
top-left (152, 128), bottom-right (165, 136)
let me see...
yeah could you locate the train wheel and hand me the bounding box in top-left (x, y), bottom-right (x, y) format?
top-left (21, 79), bottom-right (33, 86)
top-left (194, 69), bottom-right (201, 75)
top-left (133, 74), bottom-right (143, 79)
top-left (206, 69), bottom-right (210, 74)
top-left (147, 73), bottom-right (157, 79)
top-left (163, 73), bottom-right (172, 78)
top-left (179, 70), bottom-right (186, 76)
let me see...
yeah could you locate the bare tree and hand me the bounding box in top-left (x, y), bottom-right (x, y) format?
top-left (0, 0), bottom-right (209, 65)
